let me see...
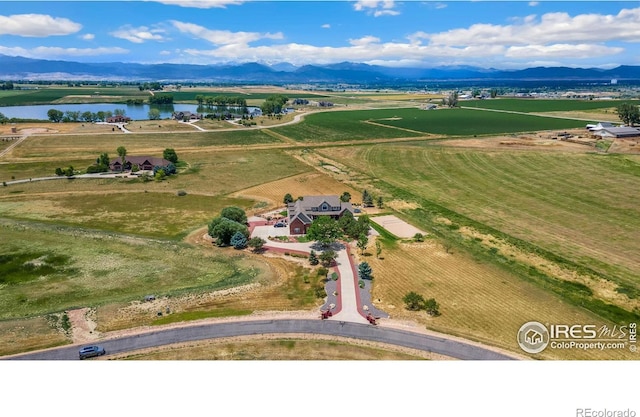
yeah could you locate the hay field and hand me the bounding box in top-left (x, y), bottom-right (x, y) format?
top-left (362, 239), bottom-right (632, 359)
top-left (320, 144), bottom-right (640, 289)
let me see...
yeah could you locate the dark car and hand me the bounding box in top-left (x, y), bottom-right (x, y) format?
top-left (79, 345), bottom-right (106, 360)
top-left (274, 222), bottom-right (286, 228)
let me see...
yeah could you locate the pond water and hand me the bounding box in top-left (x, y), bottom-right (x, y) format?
top-left (0, 103), bottom-right (258, 121)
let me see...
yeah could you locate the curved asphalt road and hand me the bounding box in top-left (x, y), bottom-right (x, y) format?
top-left (5, 319), bottom-right (515, 360)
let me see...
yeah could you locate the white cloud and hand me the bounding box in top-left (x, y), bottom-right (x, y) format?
top-left (506, 43), bottom-right (623, 59)
top-left (428, 7), bottom-right (640, 46)
top-left (81, 34), bottom-right (95, 41)
top-left (349, 36), bottom-right (381, 46)
top-left (0, 14), bottom-right (82, 37)
top-left (171, 20), bottom-right (283, 45)
top-left (110, 25), bottom-right (168, 43)
top-left (321, 24), bottom-right (331, 29)
top-left (353, 0), bottom-right (400, 17)
top-left (148, 0), bottom-right (246, 8)
top-left (529, 1), bottom-right (539, 6)
top-left (0, 45), bottom-right (129, 58)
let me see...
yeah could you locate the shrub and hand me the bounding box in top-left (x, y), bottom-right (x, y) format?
top-left (331, 272), bottom-right (338, 281)
top-left (176, 190), bottom-right (187, 197)
top-left (424, 298), bottom-right (441, 316)
top-left (359, 280), bottom-right (365, 289)
top-left (358, 262), bottom-right (373, 280)
top-left (413, 233), bottom-right (425, 242)
top-left (308, 250), bottom-right (319, 265)
top-left (403, 291), bottom-right (425, 311)
top-left (316, 267), bottom-right (328, 277)
top-left (230, 231), bottom-right (248, 249)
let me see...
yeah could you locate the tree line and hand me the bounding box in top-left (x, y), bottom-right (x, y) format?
top-left (46, 108), bottom-right (127, 123)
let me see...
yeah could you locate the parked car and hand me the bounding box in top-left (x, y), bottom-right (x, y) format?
top-left (274, 222), bottom-right (286, 228)
top-left (79, 345), bottom-right (106, 360)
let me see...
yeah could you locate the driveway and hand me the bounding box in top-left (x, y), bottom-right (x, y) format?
top-left (250, 225), bottom-right (369, 324)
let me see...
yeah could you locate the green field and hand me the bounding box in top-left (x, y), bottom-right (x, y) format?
top-left (273, 108), bottom-right (588, 142)
top-left (463, 98), bottom-right (640, 112)
top-left (0, 220), bottom-right (263, 321)
top-left (0, 86), bottom-right (147, 106)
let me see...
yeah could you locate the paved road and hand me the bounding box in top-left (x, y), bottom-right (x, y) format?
top-left (4, 319), bottom-right (515, 360)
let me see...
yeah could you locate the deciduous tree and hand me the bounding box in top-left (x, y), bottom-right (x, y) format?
top-left (306, 216), bottom-right (341, 247)
top-left (616, 102), bottom-right (640, 126)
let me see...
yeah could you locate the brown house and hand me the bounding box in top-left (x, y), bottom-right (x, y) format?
top-left (110, 156), bottom-right (171, 172)
top-left (106, 115), bottom-right (131, 123)
top-left (287, 195), bottom-right (354, 235)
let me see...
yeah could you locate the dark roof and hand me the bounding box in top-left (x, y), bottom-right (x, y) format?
top-left (288, 195), bottom-right (353, 225)
top-left (111, 156), bottom-right (170, 168)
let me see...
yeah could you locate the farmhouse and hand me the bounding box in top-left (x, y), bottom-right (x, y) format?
top-left (106, 115), bottom-right (131, 123)
top-left (110, 156), bottom-right (171, 172)
top-left (287, 195), bottom-right (354, 235)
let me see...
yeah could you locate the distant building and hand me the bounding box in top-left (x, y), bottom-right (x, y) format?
top-left (110, 156), bottom-right (171, 172)
top-left (106, 115), bottom-right (131, 123)
top-left (593, 127), bottom-right (640, 138)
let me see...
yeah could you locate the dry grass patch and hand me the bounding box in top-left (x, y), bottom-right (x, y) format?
top-left (126, 120), bottom-right (201, 132)
top-left (232, 171), bottom-right (360, 211)
top-left (111, 336), bottom-right (432, 360)
top-left (0, 316), bottom-right (69, 356)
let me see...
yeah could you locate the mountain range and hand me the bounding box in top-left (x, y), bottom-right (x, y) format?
top-left (1, 54), bottom-right (638, 84)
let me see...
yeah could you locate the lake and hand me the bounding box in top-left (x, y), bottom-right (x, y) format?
top-left (0, 103), bottom-right (258, 120)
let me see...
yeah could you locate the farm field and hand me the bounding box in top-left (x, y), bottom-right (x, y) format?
top-left (0, 86), bottom-right (147, 106)
top-left (273, 107), bottom-right (589, 142)
top-left (462, 98), bottom-right (640, 113)
top-left (232, 171), bottom-right (360, 209)
top-left (358, 239), bottom-right (631, 359)
top-left (320, 145), bottom-right (640, 286)
top-left (2, 129), bottom-right (283, 164)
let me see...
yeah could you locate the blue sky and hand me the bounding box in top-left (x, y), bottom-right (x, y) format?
top-left (0, 1), bottom-right (639, 69)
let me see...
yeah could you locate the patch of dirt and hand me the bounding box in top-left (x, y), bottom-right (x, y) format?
top-left (67, 308), bottom-right (100, 343)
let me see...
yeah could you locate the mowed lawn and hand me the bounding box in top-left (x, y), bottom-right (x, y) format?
top-left (321, 145), bottom-right (640, 289)
top-left (273, 108), bottom-right (588, 142)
